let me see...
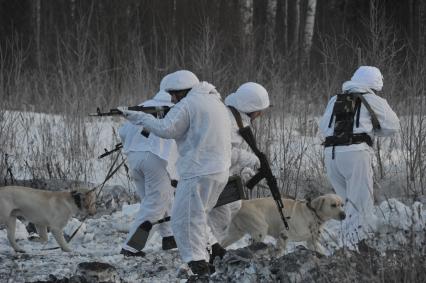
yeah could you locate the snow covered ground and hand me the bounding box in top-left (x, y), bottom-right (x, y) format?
top-left (0, 196), bottom-right (424, 282)
top-left (0, 110), bottom-right (425, 282)
top-left (0, 201), bottom-right (254, 282)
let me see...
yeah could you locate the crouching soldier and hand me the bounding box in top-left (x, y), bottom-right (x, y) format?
top-left (318, 66), bottom-right (399, 246)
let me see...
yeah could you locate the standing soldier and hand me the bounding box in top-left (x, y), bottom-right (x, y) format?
top-left (119, 70), bottom-right (231, 281)
top-left (318, 66), bottom-right (399, 246)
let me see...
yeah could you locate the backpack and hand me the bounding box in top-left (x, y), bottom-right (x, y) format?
top-left (324, 92), bottom-right (381, 157)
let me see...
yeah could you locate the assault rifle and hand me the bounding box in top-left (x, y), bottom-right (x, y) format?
top-left (89, 106), bottom-right (171, 117)
top-left (228, 106), bottom-right (289, 229)
top-left (240, 126), bottom-right (290, 230)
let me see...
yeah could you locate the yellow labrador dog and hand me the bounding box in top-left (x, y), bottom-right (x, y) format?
top-left (0, 186), bottom-right (96, 253)
top-left (220, 194), bottom-right (345, 255)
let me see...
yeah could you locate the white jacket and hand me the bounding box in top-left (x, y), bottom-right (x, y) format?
top-left (118, 94), bottom-right (178, 179)
top-left (125, 82), bottom-right (232, 179)
top-left (318, 82), bottom-right (400, 152)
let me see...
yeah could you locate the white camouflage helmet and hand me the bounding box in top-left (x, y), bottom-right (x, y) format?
top-left (351, 66), bottom-right (384, 91)
top-left (224, 82), bottom-right (270, 113)
top-left (159, 73), bottom-right (171, 91)
top-left (163, 70), bottom-right (200, 91)
top-left (150, 90), bottom-right (173, 106)
top-left (142, 74), bottom-right (174, 107)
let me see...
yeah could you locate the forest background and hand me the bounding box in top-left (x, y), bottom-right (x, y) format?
top-left (0, 0), bottom-right (425, 200)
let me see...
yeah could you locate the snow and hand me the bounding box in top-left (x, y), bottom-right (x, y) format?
top-left (1, 197), bottom-right (424, 282)
top-left (0, 201), bottom-right (182, 282)
top-left (0, 110), bottom-right (425, 282)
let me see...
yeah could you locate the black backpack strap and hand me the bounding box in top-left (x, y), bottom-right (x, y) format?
top-left (328, 113), bottom-right (334, 128)
top-left (353, 93), bottom-right (381, 130)
top-left (327, 95), bottom-right (338, 128)
top-left (355, 97), bottom-right (362, 128)
top-left (228, 106), bottom-right (245, 129)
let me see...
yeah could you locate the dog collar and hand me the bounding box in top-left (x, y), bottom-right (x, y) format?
top-left (71, 191), bottom-right (82, 209)
top-left (306, 201), bottom-right (324, 223)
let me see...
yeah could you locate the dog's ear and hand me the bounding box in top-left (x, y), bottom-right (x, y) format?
top-left (311, 196), bottom-right (325, 212)
top-left (71, 191), bottom-right (83, 209)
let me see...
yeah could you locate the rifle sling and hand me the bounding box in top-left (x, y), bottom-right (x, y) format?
top-left (228, 106), bottom-right (245, 129)
top-left (228, 106), bottom-right (262, 183)
top-left (228, 106), bottom-right (260, 155)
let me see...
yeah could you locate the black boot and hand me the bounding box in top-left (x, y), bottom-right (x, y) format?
top-left (162, 236), bottom-right (177, 250)
top-left (120, 248), bottom-right (146, 257)
top-left (187, 260), bottom-right (210, 282)
top-left (209, 243), bottom-right (227, 263)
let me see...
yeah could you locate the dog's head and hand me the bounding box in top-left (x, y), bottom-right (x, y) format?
top-left (310, 194), bottom-right (345, 221)
top-left (71, 188), bottom-right (97, 215)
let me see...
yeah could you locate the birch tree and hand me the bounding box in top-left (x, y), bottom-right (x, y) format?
top-left (275, 0), bottom-right (288, 52)
top-left (31, 0), bottom-right (41, 68)
top-left (253, 0), bottom-right (268, 56)
top-left (302, 0), bottom-right (317, 64)
top-left (419, 0), bottom-right (426, 56)
top-left (288, 0), bottom-right (300, 49)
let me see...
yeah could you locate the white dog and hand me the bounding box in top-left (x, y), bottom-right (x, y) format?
top-left (0, 186), bottom-right (96, 253)
top-left (220, 194), bottom-right (346, 255)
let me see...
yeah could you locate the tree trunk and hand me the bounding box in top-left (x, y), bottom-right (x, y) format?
top-left (275, 0), bottom-right (288, 53)
top-left (302, 0), bottom-right (317, 64)
top-left (253, 0), bottom-right (268, 56)
top-left (32, 0), bottom-right (41, 68)
top-left (283, 0), bottom-right (288, 50)
top-left (419, 0), bottom-right (426, 56)
top-left (408, 0), bottom-right (414, 40)
top-left (241, 0), bottom-right (253, 36)
top-left (288, 0), bottom-right (300, 50)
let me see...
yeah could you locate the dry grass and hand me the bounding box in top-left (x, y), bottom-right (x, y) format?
top-left (0, 14), bottom-right (424, 197)
top-left (0, 11), bottom-right (424, 283)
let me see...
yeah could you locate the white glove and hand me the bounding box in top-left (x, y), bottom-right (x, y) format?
top-left (117, 106), bottom-right (143, 123)
top-left (236, 150), bottom-right (260, 169)
top-left (240, 167), bottom-right (256, 184)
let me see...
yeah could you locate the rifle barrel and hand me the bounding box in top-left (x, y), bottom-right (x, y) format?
top-left (89, 106), bottom-right (171, 117)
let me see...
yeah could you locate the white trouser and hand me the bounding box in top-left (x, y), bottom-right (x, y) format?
top-left (123, 151), bottom-right (174, 252)
top-left (208, 200), bottom-right (242, 244)
top-left (325, 149), bottom-right (376, 245)
top-left (171, 171), bottom-right (229, 263)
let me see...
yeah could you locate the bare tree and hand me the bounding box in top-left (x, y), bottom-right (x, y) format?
top-left (419, 0), bottom-right (426, 56)
top-left (253, 0), bottom-right (268, 56)
top-left (302, 0), bottom-right (317, 64)
top-left (31, 0), bottom-right (41, 68)
top-left (288, 0), bottom-right (300, 49)
top-left (275, 0), bottom-right (288, 52)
